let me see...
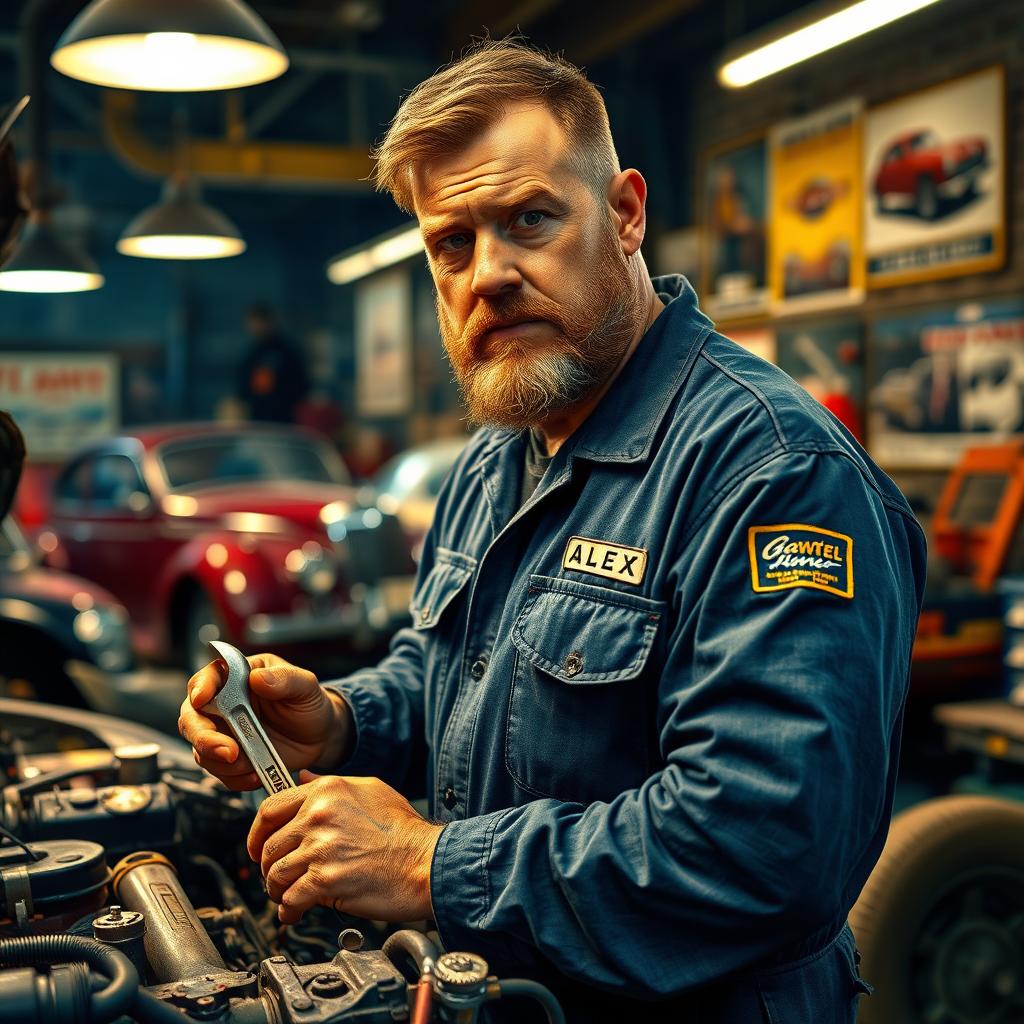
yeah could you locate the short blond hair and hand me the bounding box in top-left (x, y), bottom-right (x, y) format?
top-left (372, 39), bottom-right (620, 213)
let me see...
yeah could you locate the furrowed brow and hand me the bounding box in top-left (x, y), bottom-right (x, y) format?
top-left (420, 185), bottom-right (566, 248)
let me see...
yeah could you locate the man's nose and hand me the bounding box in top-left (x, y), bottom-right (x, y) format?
top-left (470, 233), bottom-right (521, 296)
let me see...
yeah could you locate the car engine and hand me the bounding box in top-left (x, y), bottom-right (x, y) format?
top-left (0, 698), bottom-right (564, 1024)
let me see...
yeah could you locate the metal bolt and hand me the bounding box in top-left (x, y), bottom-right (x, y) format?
top-left (338, 928), bottom-right (364, 951)
top-left (108, 905), bottom-right (122, 920)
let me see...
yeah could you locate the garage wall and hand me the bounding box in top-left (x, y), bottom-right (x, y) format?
top-left (683, 0), bottom-right (1022, 319)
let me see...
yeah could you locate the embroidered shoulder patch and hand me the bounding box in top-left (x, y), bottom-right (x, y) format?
top-left (562, 535), bottom-right (648, 585)
top-left (748, 524), bottom-right (853, 599)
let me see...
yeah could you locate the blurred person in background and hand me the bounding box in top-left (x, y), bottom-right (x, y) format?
top-left (237, 304), bottom-right (309, 423)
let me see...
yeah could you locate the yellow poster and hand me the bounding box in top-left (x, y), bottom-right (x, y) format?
top-left (769, 99), bottom-right (864, 313)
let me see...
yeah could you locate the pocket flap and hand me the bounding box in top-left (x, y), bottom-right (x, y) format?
top-left (511, 574), bottom-right (663, 683)
top-left (410, 548), bottom-right (475, 629)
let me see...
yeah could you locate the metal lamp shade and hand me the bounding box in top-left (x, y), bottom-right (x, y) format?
top-left (51, 0), bottom-right (288, 92)
top-left (117, 180), bottom-right (246, 260)
top-left (0, 216), bottom-right (104, 293)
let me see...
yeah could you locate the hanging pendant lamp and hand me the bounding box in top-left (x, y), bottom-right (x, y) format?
top-left (117, 176), bottom-right (245, 260)
top-left (0, 211), bottom-right (104, 293)
top-left (51, 0), bottom-right (289, 92)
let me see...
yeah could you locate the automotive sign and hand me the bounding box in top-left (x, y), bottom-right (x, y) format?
top-left (868, 298), bottom-right (1024, 468)
top-left (769, 98), bottom-right (865, 313)
top-left (863, 66), bottom-right (1005, 287)
top-left (0, 353), bottom-right (119, 458)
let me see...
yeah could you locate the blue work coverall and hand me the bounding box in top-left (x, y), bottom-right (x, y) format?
top-left (328, 275), bottom-right (927, 1022)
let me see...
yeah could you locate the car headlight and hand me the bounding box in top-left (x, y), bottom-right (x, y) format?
top-left (73, 605), bottom-right (132, 672)
top-left (284, 541), bottom-right (337, 595)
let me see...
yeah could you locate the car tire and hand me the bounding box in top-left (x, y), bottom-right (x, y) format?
top-left (914, 176), bottom-right (939, 220)
top-left (850, 795), bottom-right (1024, 1024)
top-left (183, 588), bottom-right (225, 675)
top-left (0, 630), bottom-right (86, 707)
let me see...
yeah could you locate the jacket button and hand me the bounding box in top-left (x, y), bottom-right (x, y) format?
top-left (442, 786), bottom-right (457, 810)
top-left (470, 658), bottom-right (487, 681)
top-left (563, 651), bottom-right (583, 677)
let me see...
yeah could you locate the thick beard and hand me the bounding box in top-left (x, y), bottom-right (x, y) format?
top-left (438, 228), bottom-right (644, 431)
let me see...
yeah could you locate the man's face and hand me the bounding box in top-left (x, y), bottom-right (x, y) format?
top-left (411, 103), bottom-right (639, 430)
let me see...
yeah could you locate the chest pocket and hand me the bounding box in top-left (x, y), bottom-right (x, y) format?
top-left (506, 574), bottom-right (665, 804)
top-left (410, 547), bottom-right (476, 630)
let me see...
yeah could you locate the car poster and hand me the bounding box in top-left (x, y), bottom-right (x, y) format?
top-left (701, 135), bottom-right (769, 321)
top-left (777, 320), bottom-right (865, 442)
top-left (864, 65), bottom-right (1005, 287)
top-left (355, 268), bottom-right (413, 417)
top-left (769, 99), bottom-right (865, 314)
top-left (0, 353), bottom-right (119, 458)
top-left (868, 297), bottom-right (1024, 467)
top-left (728, 326), bottom-right (777, 364)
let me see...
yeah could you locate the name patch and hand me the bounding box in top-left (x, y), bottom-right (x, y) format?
top-left (748, 523), bottom-right (853, 599)
top-left (562, 535), bottom-right (648, 585)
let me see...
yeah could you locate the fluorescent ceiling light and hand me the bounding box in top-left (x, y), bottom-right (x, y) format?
top-left (719, 0), bottom-right (944, 88)
top-left (51, 0), bottom-right (288, 92)
top-left (117, 178), bottom-right (246, 260)
top-left (0, 216), bottom-right (104, 293)
top-left (327, 225), bottom-right (424, 285)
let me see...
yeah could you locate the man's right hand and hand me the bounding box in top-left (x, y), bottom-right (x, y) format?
top-left (178, 652), bottom-right (353, 791)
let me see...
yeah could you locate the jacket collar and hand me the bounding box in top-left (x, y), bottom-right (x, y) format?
top-left (472, 274), bottom-right (713, 469)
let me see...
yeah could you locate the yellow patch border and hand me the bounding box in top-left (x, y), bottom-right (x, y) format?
top-left (748, 522), bottom-right (854, 600)
top-left (561, 534), bottom-right (648, 586)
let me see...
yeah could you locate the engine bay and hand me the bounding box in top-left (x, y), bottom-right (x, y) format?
top-left (0, 698), bottom-right (564, 1023)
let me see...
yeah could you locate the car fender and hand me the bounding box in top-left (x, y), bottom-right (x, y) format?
top-left (156, 529), bottom-right (301, 644)
top-left (0, 595), bottom-right (86, 662)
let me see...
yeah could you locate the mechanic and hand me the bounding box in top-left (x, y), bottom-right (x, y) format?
top-left (180, 39), bottom-right (927, 1023)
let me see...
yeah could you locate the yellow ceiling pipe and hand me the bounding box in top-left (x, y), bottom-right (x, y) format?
top-left (102, 90), bottom-right (373, 190)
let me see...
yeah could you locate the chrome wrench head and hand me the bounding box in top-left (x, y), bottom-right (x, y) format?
top-left (208, 640), bottom-right (296, 794)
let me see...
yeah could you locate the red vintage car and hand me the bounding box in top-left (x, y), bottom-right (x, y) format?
top-left (39, 423), bottom-right (416, 673)
top-left (872, 129), bottom-right (988, 221)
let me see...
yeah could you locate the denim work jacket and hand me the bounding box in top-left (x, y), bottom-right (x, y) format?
top-left (328, 275), bottom-right (927, 1022)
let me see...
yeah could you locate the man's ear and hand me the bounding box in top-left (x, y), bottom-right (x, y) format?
top-left (607, 169), bottom-right (647, 258)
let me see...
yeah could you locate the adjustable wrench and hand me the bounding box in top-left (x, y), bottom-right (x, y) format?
top-left (207, 640), bottom-right (296, 795)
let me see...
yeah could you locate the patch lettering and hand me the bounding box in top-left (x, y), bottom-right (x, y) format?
top-left (748, 523), bottom-right (853, 599)
top-left (562, 535), bottom-right (648, 585)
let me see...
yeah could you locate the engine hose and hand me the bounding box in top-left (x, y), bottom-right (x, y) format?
top-left (0, 934), bottom-right (138, 1022)
top-left (495, 978), bottom-right (566, 1024)
top-left (381, 930), bottom-right (441, 975)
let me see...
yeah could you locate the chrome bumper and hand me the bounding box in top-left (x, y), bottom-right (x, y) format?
top-left (244, 577), bottom-right (415, 647)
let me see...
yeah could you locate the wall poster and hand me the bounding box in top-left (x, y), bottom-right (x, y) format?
top-left (863, 66), bottom-right (1005, 287)
top-left (0, 353), bottom-right (119, 458)
top-left (777, 320), bottom-right (865, 442)
top-left (769, 99), bottom-right (864, 313)
top-left (868, 297), bottom-right (1024, 467)
top-left (701, 135), bottom-right (769, 321)
top-left (355, 269), bottom-right (413, 417)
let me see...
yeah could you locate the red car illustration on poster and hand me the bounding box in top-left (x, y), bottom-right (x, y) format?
top-left (38, 423), bottom-right (416, 674)
top-left (872, 129), bottom-right (988, 221)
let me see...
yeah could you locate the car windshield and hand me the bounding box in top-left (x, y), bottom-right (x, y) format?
top-left (157, 435), bottom-right (347, 491)
top-left (909, 131), bottom-right (938, 151)
top-left (375, 445), bottom-right (461, 502)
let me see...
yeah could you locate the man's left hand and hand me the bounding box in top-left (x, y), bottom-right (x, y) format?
top-left (248, 771), bottom-right (443, 924)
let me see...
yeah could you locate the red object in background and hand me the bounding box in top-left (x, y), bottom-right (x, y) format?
top-left (38, 422), bottom-right (415, 673)
top-left (873, 129), bottom-right (988, 217)
top-left (12, 462), bottom-right (59, 533)
top-left (820, 394), bottom-right (862, 443)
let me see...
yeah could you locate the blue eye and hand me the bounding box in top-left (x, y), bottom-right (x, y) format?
top-left (515, 210), bottom-right (547, 228)
top-left (439, 233), bottom-right (471, 253)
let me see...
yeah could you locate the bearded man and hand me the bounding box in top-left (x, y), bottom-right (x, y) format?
top-left (181, 40), bottom-right (926, 1023)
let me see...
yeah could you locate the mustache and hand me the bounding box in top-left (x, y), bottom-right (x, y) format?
top-left (464, 296), bottom-right (564, 351)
